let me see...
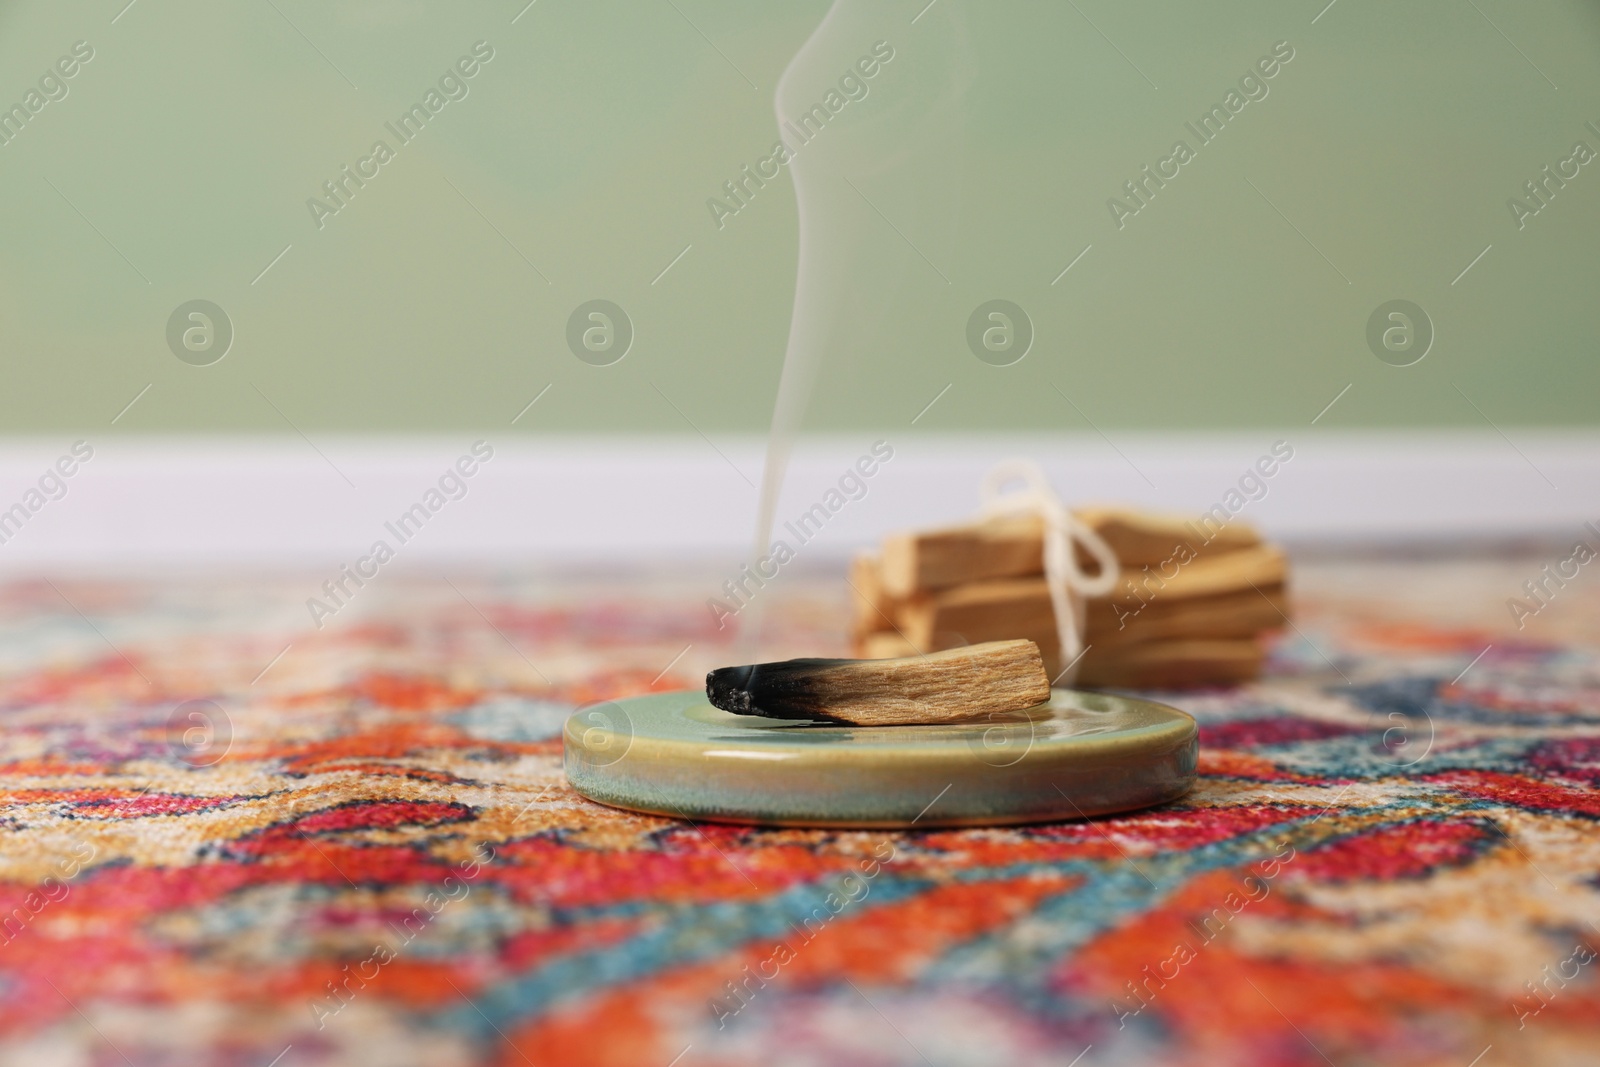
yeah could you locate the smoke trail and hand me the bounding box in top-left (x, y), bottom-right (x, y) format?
top-left (735, 0), bottom-right (847, 659)
top-left (739, 1), bottom-right (974, 657)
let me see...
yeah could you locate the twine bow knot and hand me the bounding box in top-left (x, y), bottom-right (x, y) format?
top-left (978, 459), bottom-right (1120, 685)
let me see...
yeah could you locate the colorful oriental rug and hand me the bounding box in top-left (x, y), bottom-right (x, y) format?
top-left (1, 552), bottom-right (1597, 1066)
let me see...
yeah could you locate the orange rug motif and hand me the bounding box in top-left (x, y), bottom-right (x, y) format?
top-left (0, 555), bottom-right (1596, 1066)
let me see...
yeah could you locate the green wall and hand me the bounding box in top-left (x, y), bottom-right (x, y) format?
top-left (1, 0), bottom-right (1596, 435)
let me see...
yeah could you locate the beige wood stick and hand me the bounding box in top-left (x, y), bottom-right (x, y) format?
top-left (1076, 639), bottom-right (1264, 689)
top-left (894, 549), bottom-right (1286, 651)
top-left (706, 639), bottom-right (1051, 726)
top-left (1089, 585), bottom-right (1287, 648)
top-left (879, 509), bottom-right (1264, 596)
top-left (1074, 506), bottom-right (1260, 566)
top-left (880, 516), bottom-right (1044, 597)
top-left (848, 553), bottom-right (894, 636)
top-left (854, 630), bottom-right (921, 660)
top-left (895, 577), bottom-right (1055, 652)
top-left (1106, 544), bottom-right (1286, 605)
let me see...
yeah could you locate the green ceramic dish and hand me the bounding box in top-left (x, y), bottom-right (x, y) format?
top-left (563, 688), bottom-right (1197, 828)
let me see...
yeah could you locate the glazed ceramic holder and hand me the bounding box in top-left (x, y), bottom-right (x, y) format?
top-left (564, 688), bottom-right (1196, 829)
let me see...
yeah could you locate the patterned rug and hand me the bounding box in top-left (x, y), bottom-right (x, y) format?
top-left (2, 552), bottom-right (1597, 1067)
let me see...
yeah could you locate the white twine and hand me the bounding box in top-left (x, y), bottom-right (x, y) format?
top-left (978, 459), bottom-right (1120, 686)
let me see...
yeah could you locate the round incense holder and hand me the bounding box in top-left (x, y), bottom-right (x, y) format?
top-left (563, 688), bottom-right (1197, 829)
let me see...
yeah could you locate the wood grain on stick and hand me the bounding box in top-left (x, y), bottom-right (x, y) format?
top-left (893, 552), bottom-right (1286, 652)
top-left (706, 639), bottom-right (1051, 726)
top-left (1074, 506), bottom-right (1260, 566)
top-left (880, 516), bottom-right (1044, 597)
top-left (848, 553), bottom-right (893, 635)
top-left (878, 509), bottom-right (1264, 598)
top-left (856, 630), bottom-right (920, 660)
top-left (1090, 585), bottom-right (1287, 647)
top-left (1075, 639), bottom-right (1264, 689)
top-left (860, 582), bottom-right (1285, 680)
top-left (1107, 544), bottom-right (1286, 606)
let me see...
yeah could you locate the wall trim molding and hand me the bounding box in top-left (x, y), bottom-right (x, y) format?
top-left (0, 432), bottom-right (1593, 567)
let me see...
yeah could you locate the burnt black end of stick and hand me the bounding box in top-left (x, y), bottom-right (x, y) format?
top-left (707, 659), bottom-right (853, 722)
top-left (705, 664), bottom-right (756, 715)
top-left (706, 641), bottom-right (1052, 728)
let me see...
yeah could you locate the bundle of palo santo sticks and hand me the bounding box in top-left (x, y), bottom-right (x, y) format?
top-left (850, 508), bottom-right (1289, 689)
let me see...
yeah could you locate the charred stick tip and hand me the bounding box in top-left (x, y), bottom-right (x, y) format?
top-left (705, 640), bottom-right (1049, 727)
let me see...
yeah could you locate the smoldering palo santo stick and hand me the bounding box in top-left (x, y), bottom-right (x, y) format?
top-left (705, 639), bottom-right (1051, 726)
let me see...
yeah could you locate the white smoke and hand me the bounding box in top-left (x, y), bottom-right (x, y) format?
top-left (740, 0), bottom-right (975, 656)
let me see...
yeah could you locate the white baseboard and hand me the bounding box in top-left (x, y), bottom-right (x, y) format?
top-left (0, 432), bottom-right (1594, 568)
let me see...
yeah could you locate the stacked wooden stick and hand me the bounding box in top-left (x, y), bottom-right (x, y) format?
top-left (850, 508), bottom-right (1289, 689)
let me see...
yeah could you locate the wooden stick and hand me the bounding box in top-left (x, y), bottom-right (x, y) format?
top-left (1089, 585), bottom-right (1287, 648)
top-left (878, 510), bottom-right (1264, 596)
top-left (896, 577), bottom-right (1053, 653)
top-left (855, 631), bottom-right (920, 660)
top-left (848, 553), bottom-right (894, 636)
top-left (706, 639), bottom-right (1051, 726)
top-left (1107, 545), bottom-right (1286, 606)
top-left (855, 630), bottom-right (1269, 689)
top-left (894, 548), bottom-right (1286, 651)
top-left (880, 516), bottom-right (1043, 597)
top-left (1074, 506), bottom-right (1259, 566)
top-left (1076, 639), bottom-right (1264, 689)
